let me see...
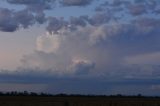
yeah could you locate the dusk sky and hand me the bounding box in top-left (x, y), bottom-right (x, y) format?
top-left (0, 0), bottom-right (160, 95)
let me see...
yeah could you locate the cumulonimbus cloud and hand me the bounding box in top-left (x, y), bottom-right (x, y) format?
top-left (20, 17), bottom-right (160, 79)
top-left (1, 0), bottom-right (160, 81)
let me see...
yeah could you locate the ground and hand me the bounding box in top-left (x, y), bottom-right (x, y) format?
top-left (0, 96), bottom-right (160, 106)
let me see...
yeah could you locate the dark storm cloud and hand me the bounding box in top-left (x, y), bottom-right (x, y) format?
top-left (6, 0), bottom-right (56, 12)
top-left (5, 0), bottom-right (53, 26)
top-left (95, 0), bottom-right (159, 16)
top-left (46, 17), bottom-right (68, 33)
top-left (128, 4), bottom-right (147, 16)
top-left (0, 8), bottom-right (18, 32)
top-left (35, 12), bottom-right (46, 24)
top-left (6, 0), bottom-right (46, 5)
top-left (110, 0), bottom-right (130, 7)
top-left (46, 12), bottom-right (113, 33)
top-left (95, 0), bottom-right (130, 12)
top-left (0, 5), bottom-right (48, 32)
top-left (14, 9), bottom-right (35, 28)
top-left (0, 8), bottom-right (37, 32)
top-left (132, 0), bottom-right (159, 15)
top-left (87, 12), bottom-right (111, 26)
top-left (2, 0), bottom-right (160, 33)
top-left (6, 0), bottom-right (94, 11)
top-left (69, 16), bottom-right (87, 27)
top-left (60, 0), bottom-right (93, 6)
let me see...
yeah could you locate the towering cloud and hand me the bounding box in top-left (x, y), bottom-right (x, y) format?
top-left (19, 16), bottom-right (160, 79)
top-left (36, 32), bottom-right (62, 53)
top-left (0, 0), bottom-right (160, 83)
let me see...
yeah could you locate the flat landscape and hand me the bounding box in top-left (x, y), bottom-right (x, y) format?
top-left (0, 96), bottom-right (160, 106)
top-left (0, 1), bottom-right (160, 106)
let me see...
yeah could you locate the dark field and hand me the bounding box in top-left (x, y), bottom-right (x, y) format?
top-left (0, 96), bottom-right (160, 106)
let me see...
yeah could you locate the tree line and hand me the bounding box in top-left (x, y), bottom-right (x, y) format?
top-left (0, 91), bottom-right (158, 98)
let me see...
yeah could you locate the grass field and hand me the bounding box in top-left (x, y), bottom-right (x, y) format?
top-left (0, 96), bottom-right (160, 106)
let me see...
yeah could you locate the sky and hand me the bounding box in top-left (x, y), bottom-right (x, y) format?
top-left (0, 0), bottom-right (160, 95)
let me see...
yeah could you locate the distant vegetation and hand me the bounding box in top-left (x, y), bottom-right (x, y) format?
top-left (0, 91), bottom-right (158, 98)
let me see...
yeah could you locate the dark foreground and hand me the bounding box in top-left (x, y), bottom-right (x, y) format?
top-left (0, 96), bottom-right (160, 106)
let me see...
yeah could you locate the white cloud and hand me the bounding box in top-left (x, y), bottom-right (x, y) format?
top-left (69, 57), bottom-right (95, 74)
top-left (36, 32), bottom-right (63, 53)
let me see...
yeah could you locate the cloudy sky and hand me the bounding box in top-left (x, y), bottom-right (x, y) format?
top-left (0, 0), bottom-right (160, 95)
